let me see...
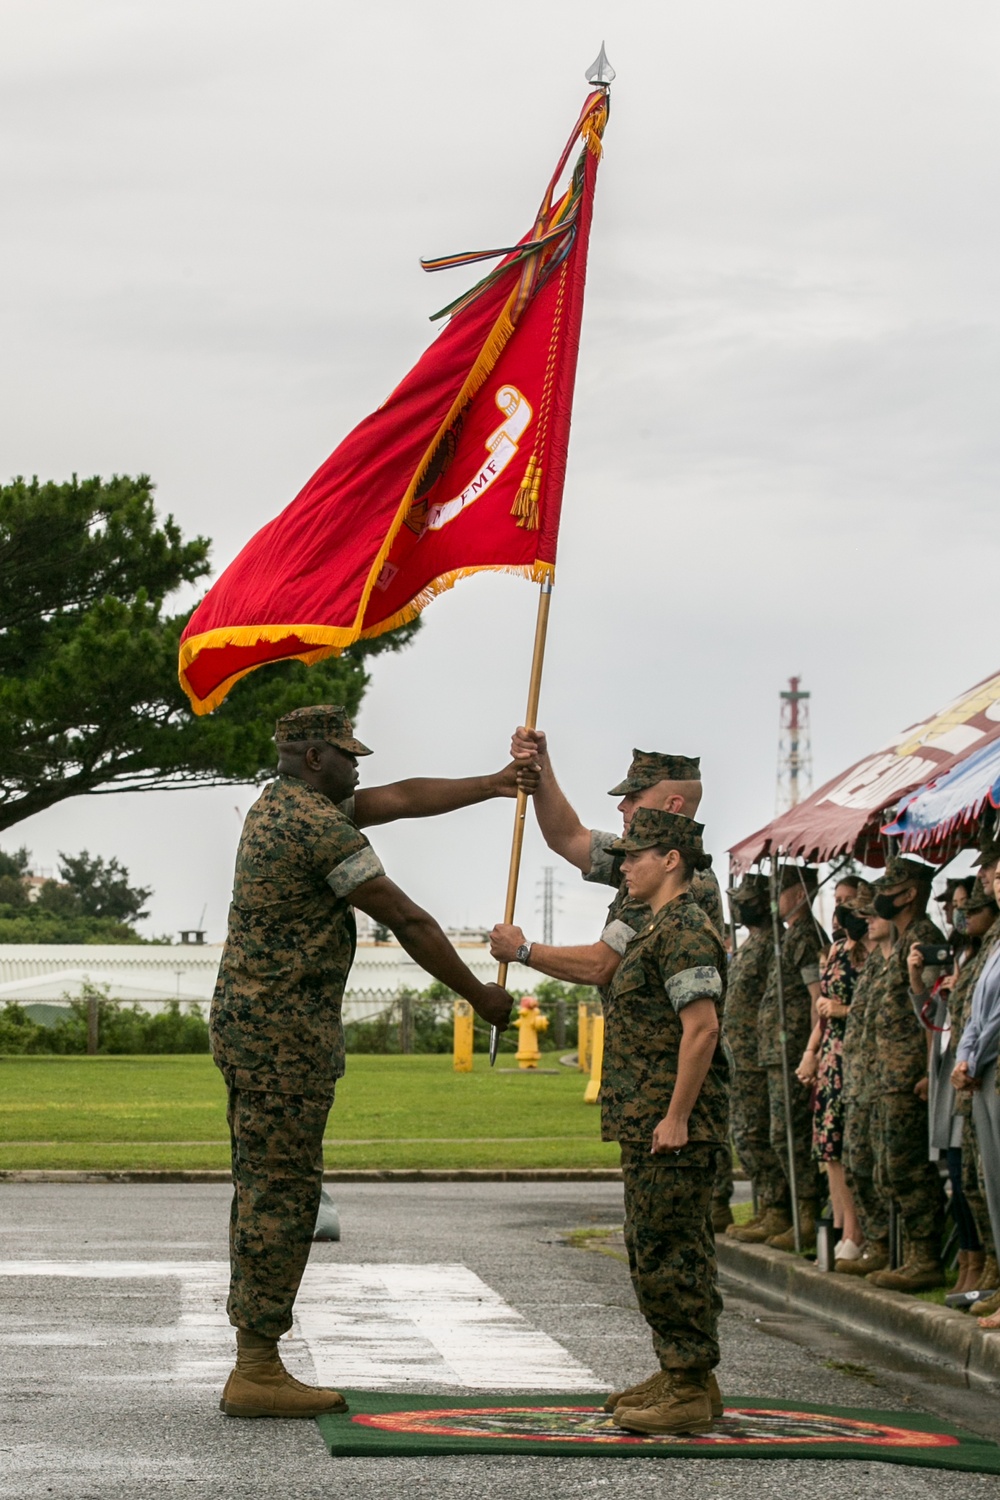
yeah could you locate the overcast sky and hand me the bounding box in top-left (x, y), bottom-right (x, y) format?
top-left (3, 1), bottom-right (999, 945)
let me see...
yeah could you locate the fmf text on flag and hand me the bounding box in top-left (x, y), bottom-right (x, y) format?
top-left (179, 90), bottom-right (608, 715)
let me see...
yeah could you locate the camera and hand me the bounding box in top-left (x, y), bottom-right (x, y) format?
top-left (916, 943), bottom-right (951, 965)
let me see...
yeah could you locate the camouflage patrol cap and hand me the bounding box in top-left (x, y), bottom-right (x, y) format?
top-left (274, 705), bottom-right (372, 755)
top-left (730, 873), bottom-right (769, 903)
top-left (608, 749), bottom-right (701, 796)
top-left (870, 854), bottom-right (937, 892)
top-left (853, 891), bottom-right (878, 917)
top-left (777, 864), bottom-right (818, 894)
top-left (729, 874), bottom-right (769, 920)
top-left (964, 881), bottom-right (998, 916)
top-left (605, 808), bottom-right (711, 870)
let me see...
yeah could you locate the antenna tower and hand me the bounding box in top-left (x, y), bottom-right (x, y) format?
top-left (537, 866), bottom-right (559, 945)
top-left (776, 675), bottom-right (813, 812)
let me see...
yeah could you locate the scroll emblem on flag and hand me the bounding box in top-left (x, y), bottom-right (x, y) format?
top-left (179, 88), bottom-right (608, 714)
top-left (425, 386), bottom-right (533, 533)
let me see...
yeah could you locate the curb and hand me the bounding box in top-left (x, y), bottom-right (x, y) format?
top-left (0, 1168), bottom-right (625, 1185)
top-left (717, 1236), bottom-right (1000, 1387)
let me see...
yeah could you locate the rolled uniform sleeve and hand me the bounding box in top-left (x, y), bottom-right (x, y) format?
top-left (583, 829), bottom-right (619, 888)
top-left (600, 918), bottom-right (637, 957)
top-left (657, 925), bottom-right (725, 1015)
top-left (664, 964), bottom-right (724, 1013)
top-left (313, 818), bottom-right (385, 899)
top-left (327, 846), bottom-right (385, 897)
top-left (799, 959), bottom-right (822, 987)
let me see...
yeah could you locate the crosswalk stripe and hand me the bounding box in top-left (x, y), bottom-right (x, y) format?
top-left (0, 1259), bottom-right (596, 1391)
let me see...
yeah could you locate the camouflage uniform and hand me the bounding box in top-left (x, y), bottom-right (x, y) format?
top-left (723, 924), bottom-right (785, 1207)
top-left (212, 709), bottom-right (383, 1340)
top-left (870, 901), bottom-right (946, 1247)
top-left (841, 947), bottom-right (890, 1245)
top-left (586, 751), bottom-right (729, 1211)
top-left (600, 810), bottom-right (730, 1372)
top-left (756, 901), bottom-right (825, 1209)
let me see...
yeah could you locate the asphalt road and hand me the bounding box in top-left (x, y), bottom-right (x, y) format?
top-left (1, 1182), bottom-right (998, 1500)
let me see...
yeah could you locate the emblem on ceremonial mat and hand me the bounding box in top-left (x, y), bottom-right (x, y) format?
top-left (352, 1405), bottom-right (960, 1448)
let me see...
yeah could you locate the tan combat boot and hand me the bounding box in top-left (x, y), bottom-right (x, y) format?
top-left (615, 1369), bottom-right (714, 1435)
top-left (607, 1370), bottom-right (723, 1418)
top-left (974, 1254), bottom-right (1000, 1293)
top-left (836, 1239), bottom-right (889, 1276)
top-left (220, 1330), bottom-right (349, 1418)
top-left (767, 1203), bottom-right (817, 1253)
top-left (726, 1210), bottom-right (763, 1238)
top-left (867, 1241), bottom-right (944, 1294)
top-left (602, 1370), bottom-right (662, 1413)
top-left (712, 1203), bottom-right (734, 1233)
top-left (728, 1207), bottom-right (790, 1244)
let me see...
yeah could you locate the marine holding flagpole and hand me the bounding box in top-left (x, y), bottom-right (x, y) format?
top-left (178, 59), bottom-right (615, 1416)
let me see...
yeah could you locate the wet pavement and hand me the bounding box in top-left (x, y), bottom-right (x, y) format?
top-left (1, 1182), bottom-right (998, 1499)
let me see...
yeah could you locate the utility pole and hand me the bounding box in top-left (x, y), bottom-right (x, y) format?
top-left (776, 676), bottom-right (813, 813)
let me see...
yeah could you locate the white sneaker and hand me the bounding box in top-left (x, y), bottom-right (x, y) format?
top-left (834, 1238), bottom-right (862, 1261)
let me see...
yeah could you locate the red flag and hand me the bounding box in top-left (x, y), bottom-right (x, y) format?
top-left (179, 90), bottom-right (608, 714)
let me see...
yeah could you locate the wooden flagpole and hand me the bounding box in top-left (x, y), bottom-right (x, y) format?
top-left (490, 577), bottom-right (553, 1064)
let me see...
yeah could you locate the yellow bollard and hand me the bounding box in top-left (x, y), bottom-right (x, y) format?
top-left (513, 996), bottom-right (549, 1069)
top-left (584, 1013), bottom-right (604, 1103)
top-left (578, 1003), bottom-right (591, 1073)
top-left (453, 999), bottom-right (474, 1072)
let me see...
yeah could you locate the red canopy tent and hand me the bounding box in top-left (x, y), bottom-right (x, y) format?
top-left (729, 667), bottom-right (1000, 875)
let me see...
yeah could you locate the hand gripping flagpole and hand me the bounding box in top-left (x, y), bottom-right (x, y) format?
top-left (490, 578), bottom-right (553, 1064)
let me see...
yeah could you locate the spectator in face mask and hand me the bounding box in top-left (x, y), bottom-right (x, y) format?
top-left (865, 856), bottom-right (947, 1294)
top-left (756, 866), bottom-right (826, 1252)
top-left (829, 876), bottom-right (863, 937)
top-left (911, 880), bottom-right (997, 1295)
top-left (796, 886), bottom-right (873, 1262)
top-left (937, 877), bottom-right (975, 936)
top-left (724, 876), bottom-right (788, 1244)
top-left (838, 899), bottom-right (893, 1276)
top-left (952, 860), bottom-right (1000, 1328)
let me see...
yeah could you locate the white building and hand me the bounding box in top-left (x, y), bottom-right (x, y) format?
top-left (0, 940), bottom-right (536, 1025)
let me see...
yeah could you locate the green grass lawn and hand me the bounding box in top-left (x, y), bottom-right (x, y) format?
top-left (0, 1054), bottom-right (619, 1171)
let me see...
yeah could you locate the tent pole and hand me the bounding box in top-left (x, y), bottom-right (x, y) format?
top-left (491, 578), bottom-right (553, 1065)
top-left (769, 849), bottom-right (801, 1251)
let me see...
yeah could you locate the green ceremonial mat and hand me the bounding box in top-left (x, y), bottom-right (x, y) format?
top-left (315, 1392), bottom-right (1000, 1471)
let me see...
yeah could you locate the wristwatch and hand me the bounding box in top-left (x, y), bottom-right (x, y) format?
top-left (515, 942), bottom-right (532, 966)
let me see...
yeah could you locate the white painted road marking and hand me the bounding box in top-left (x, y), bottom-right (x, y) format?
top-left (0, 1260), bottom-right (596, 1390)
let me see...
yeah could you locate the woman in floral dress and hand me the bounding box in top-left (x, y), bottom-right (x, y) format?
top-left (796, 883), bottom-right (872, 1258)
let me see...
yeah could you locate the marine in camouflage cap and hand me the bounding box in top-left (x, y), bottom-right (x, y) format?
top-left (728, 874), bottom-right (769, 923)
top-left (870, 854), bottom-right (937, 892)
top-left (776, 864), bottom-right (818, 895)
top-left (730, 873), bottom-right (769, 902)
top-left (608, 750), bottom-right (701, 797)
top-left (274, 705), bottom-right (372, 756)
top-left (605, 808), bottom-right (712, 870)
top-left (964, 880), bottom-right (999, 916)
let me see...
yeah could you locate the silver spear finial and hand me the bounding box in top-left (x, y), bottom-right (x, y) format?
top-left (585, 42), bottom-right (616, 87)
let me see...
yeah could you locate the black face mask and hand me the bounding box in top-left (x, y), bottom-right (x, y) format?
top-left (834, 904), bottom-right (868, 942)
top-left (873, 892), bottom-right (904, 922)
top-left (736, 902), bottom-right (768, 927)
